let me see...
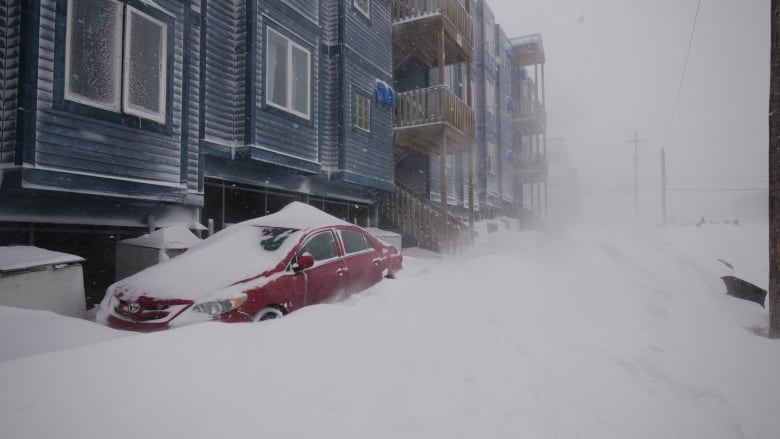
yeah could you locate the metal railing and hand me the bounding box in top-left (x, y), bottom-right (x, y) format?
top-left (392, 0), bottom-right (474, 47)
top-left (394, 86), bottom-right (475, 137)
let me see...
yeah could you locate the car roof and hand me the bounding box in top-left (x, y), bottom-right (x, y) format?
top-left (238, 201), bottom-right (352, 231)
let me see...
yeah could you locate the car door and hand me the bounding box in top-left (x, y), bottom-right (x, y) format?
top-left (338, 227), bottom-right (383, 294)
top-left (295, 229), bottom-right (348, 305)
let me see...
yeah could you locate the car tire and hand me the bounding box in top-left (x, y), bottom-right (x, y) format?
top-left (254, 305), bottom-right (284, 322)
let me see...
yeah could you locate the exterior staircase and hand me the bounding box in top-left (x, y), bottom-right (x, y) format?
top-left (380, 182), bottom-right (473, 253)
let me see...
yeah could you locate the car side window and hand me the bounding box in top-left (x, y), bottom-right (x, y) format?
top-left (340, 229), bottom-right (369, 255)
top-left (298, 231), bottom-right (338, 261)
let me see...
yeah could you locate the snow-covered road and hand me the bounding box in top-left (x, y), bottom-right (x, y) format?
top-left (1, 224), bottom-right (778, 439)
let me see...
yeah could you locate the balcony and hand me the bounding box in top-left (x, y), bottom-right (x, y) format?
top-left (392, 0), bottom-right (474, 70)
top-left (514, 154), bottom-right (547, 184)
top-left (513, 100), bottom-right (546, 136)
top-left (394, 85), bottom-right (475, 155)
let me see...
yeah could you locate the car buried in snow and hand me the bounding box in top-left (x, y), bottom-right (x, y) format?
top-left (96, 202), bottom-right (402, 331)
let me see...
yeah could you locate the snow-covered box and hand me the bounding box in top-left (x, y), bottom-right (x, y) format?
top-left (364, 228), bottom-right (402, 251)
top-left (0, 246), bottom-right (86, 318)
top-left (115, 226), bottom-right (201, 281)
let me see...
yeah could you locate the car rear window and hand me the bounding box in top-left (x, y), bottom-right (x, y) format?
top-left (340, 229), bottom-right (369, 254)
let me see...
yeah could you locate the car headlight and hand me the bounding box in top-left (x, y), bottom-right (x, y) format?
top-left (192, 296), bottom-right (247, 317)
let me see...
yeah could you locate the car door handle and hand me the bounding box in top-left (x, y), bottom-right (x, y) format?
top-left (372, 258), bottom-right (382, 266)
top-left (337, 267), bottom-right (349, 276)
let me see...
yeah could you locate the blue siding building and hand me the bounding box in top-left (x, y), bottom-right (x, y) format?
top-left (200, 0), bottom-right (395, 230)
top-left (1, 0), bottom-right (202, 304)
top-left (0, 0), bottom-right (398, 305)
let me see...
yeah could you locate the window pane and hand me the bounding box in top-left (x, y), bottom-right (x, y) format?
top-left (66, 0), bottom-right (122, 109)
top-left (267, 30), bottom-right (289, 108)
top-left (300, 232), bottom-right (338, 261)
top-left (126, 9), bottom-right (166, 119)
top-left (354, 93), bottom-right (370, 131)
top-left (341, 230), bottom-right (368, 254)
top-left (291, 46), bottom-right (309, 115)
top-left (355, 0), bottom-right (370, 16)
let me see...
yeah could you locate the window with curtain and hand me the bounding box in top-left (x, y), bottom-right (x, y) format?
top-left (266, 27), bottom-right (311, 119)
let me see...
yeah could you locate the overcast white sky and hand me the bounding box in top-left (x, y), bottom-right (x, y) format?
top-left (487, 0), bottom-right (770, 224)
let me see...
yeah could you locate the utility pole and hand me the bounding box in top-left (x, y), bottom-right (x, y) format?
top-left (626, 130), bottom-right (646, 230)
top-left (661, 148), bottom-right (667, 227)
top-left (769, 0), bottom-right (780, 338)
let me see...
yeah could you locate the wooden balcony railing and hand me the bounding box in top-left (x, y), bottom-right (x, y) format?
top-left (380, 182), bottom-right (473, 253)
top-left (393, 0), bottom-right (474, 47)
top-left (394, 86), bottom-right (475, 137)
top-left (512, 100), bottom-right (546, 135)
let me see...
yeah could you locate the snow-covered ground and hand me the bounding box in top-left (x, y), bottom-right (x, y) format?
top-left (1, 223), bottom-right (778, 439)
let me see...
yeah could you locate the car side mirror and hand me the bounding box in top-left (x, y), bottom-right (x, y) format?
top-left (294, 253), bottom-right (315, 272)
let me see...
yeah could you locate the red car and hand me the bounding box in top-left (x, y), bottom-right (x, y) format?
top-left (96, 202), bottom-right (402, 331)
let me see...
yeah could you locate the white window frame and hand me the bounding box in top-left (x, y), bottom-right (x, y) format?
top-left (266, 27), bottom-right (311, 120)
top-left (486, 81), bottom-right (496, 115)
top-left (64, 0), bottom-right (123, 112)
top-left (353, 92), bottom-right (371, 132)
top-left (64, 0), bottom-right (167, 123)
top-left (488, 142), bottom-right (497, 175)
top-left (354, 0), bottom-right (370, 18)
top-left (122, 7), bottom-right (168, 123)
top-left (485, 18), bottom-right (496, 59)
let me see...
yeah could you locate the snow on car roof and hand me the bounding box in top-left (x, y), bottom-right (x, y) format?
top-left (110, 202), bottom-right (347, 301)
top-left (242, 201), bottom-right (351, 229)
top-left (0, 246), bottom-right (84, 273)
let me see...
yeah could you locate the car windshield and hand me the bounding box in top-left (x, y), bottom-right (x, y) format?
top-left (258, 227), bottom-right (298, 251)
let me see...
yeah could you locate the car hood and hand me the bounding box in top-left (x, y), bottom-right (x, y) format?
top-left (111, 225), bottom-right (302, 301)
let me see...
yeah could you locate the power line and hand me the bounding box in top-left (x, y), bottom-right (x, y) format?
top-left (668, 0), bottom-right (702, 136)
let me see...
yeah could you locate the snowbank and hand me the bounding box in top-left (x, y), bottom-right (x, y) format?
top-left (0, 224), bottom-right (778, 439)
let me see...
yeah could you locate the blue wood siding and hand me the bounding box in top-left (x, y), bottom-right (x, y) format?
top-left (396, 150), bottom-right (428, 196)
top-left (0, 0), bottom-right (18, 166)
top-left (429, 153), bottom-right (458, 205)
top-left (203, 0), bottom-right (246, 146)
top-left (32, 0), bottom-right (190, 193)
top-left (497, 28), bottom-right (513, 202)
top-left (318, 0), bottom-right (339, 171)
top-left (338, 0), bottom-right (393, 191)
top-left (474, 0), bottom-right (499, 205)
top-left (341, 49), bottom-right (393, 190)
top-left (252, 3), bottom-right (320, 166)
top-left (283, 0), bottom-right (318, 26)
top-left (342, 0), bottom-right (392, 73)
top-left (185, 3), bottom-right (201, 191)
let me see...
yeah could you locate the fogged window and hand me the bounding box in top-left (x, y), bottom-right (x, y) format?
top-left (353, 92), bottom-right (370, 132)
top-left (124, 8), bottom-right (166, 122)
top-left (267, 27), bottom-right (311, 119)
top-left (354, 0), bottom-right (370, 17)
top-left (65, 0), bottom-right (122, 111)
top-left (340, 229), bottom-right (369, 255)
top-left (299, 231), bottom-right (338, 261)
top-left (65, 0), bottom-right (167, 123)
top-left (488, 142), bottom-right (497, 175)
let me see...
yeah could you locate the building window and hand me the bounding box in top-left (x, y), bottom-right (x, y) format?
top-left (354, 0), bottom-right (370, 17)
top-left (486, 81), bottom-right (496, 114)
top-left (485, 17), bottom-right (495, 59)
top-left (353, 92), bottom-right (370, 132)
top-left (488, 142), bottom-right (497, 175)
top-left (266, 27), bottom-right (311, 119)
top-left (65, 0), bottom-right (167, 124)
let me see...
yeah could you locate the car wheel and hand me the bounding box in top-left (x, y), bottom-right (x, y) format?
top-left (254, 305), bottom-right (284, 322)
